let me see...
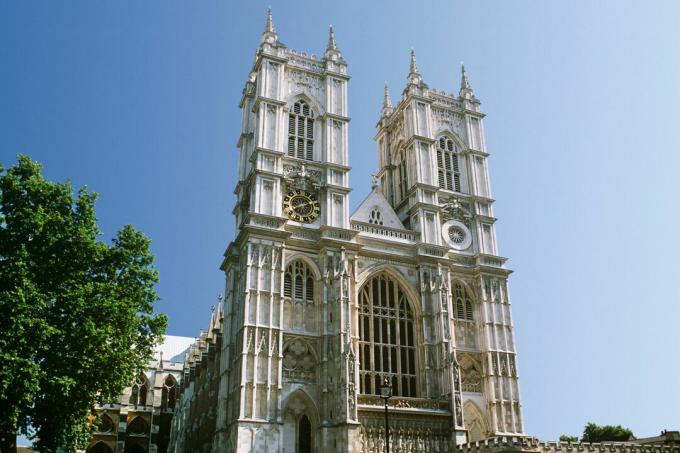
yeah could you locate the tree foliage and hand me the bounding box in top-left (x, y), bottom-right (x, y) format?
top-left (581, 422), bottom-right (635, 443)
top-left (559, 435), bottom-right (579, 443)
top-left (0, 155), bottom-right (167, 452)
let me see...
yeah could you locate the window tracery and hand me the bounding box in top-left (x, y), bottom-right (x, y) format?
top-left (437, 137), bottom-right (461, 192)
top-left (368, 208), bottom-right (383, 225)
top-left (458, 353), bottom-right (483, 393)
top-left (288, 100), bottom-right (314, 160)
top-left (453, 282), bottom-right (474, 321)
top-left (129, 374), bottom-right (148, 406)
top-left (358, 273), bottom-right (417, 397)
top-left (126, 416), bottom-right (148, 436)
top-left (283, 260), bottom-right (315, 302)
top-left (161, 374), bottom-right (178, 411)
top-left (282, 338), bottom-right (316, 381)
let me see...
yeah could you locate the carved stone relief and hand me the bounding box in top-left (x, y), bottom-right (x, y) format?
top-left (282, 338), bottom-right (316, 382)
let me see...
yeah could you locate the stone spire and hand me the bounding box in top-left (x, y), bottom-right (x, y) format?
top-left (407, 48), bottom-right (423, 86)
top-left (381, 81), bottom-right (393, 117)
top-left (459, 63), bottom-right (475, 99)
top-left (260, 7), bottom-right (279, 46)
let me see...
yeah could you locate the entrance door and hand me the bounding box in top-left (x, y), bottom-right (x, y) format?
top-left (298, 414), bottom-right (312, 453)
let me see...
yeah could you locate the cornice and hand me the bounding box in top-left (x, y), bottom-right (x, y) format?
top-left (320, 112), bottom-right (351, 122)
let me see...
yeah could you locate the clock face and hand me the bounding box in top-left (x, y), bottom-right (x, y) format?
top-left (283, 189), bottom-right (320, 223)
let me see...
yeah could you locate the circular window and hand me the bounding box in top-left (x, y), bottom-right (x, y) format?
top-left (448, 226), bottom-right (466, 244)
top-left (442, 220), bottom-right (472, 250)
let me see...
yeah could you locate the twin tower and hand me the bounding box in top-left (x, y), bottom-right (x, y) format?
top-left (170, 9), bottom-right (524, 453)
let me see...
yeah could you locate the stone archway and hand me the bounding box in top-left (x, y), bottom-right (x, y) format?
top-left (281, 390), bottom-right (319, 453)
top-left (463, 401), bottom-right (488, 442)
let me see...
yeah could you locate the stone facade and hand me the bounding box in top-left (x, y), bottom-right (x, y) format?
top-left (169, 9), bottom-right (523, 453)
top-left (457, 436), bottom-right (680, 453)
top-left (86, 336), bottom-right (194, 453)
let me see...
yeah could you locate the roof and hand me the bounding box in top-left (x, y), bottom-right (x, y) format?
top-left (154, 335), bottom-right (195, 364)
top-left (350, 186), bottom-right (404, 229)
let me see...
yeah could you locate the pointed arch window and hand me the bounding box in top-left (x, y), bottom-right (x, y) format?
top-left (397, 152), bottom-right (409, 202)
top-left (453, 282), bottom-right (474, 321)
top-left (283, 260), bottom-right (315, 303)
top-left (358, 273), bottom-right (417, 397)
top-left (288, 100), bottom-right (314, 160)
top-left (129, 374), bottom-right (148, 406)
top-left (126, 416), bottom-right (149, 436)
top-left (96, 414), bottom-right (114, 433)
top-left (161, 375), bottom-right (178, 411)
top-left (437, 137), bottom-right (461, 192)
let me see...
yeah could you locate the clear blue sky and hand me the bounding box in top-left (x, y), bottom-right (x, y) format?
top-left (2, 0), bottom-right (679, 443)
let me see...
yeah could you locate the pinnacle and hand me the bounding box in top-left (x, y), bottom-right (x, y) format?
top-left (460, 63), bottom-right (471, 90)
top-left (265, 7), bottom-right (275, 34)
top-left (409, 48), bottom-right (420, 75)
top-left (383, 81), bottom-right (393, 110)
top-left (327, 25), bottom-right (337, 51)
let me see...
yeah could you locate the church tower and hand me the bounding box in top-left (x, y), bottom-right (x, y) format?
top-left (217, 10), bottom-right (358, 452)
top-left (370, 50), bottom-right (524, 441)
top-left (172, 11), bottom-right (523, 453)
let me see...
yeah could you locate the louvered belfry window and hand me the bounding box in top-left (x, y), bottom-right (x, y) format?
top-left (288, 100), bottom-right (314, 160)
top-left (437, 137), bottom-right (461, 192)
top-left (358, 273), bottom-right (417, 397)
top-left (453, 282), bottom-right (474, 321)
top-left (283, 261), bottom-right (314, 302)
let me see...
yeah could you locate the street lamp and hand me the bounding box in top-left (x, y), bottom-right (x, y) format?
top-left (380, 376), bottom-right (392, 453)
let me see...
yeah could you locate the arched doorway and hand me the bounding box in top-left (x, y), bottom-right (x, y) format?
top-left (281, 391), bottom-right (318, 453)
top-left (298, 414), bottom-right (312, 453)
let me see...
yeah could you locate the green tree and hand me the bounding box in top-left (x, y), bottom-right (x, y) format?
top-left (0, 155), bottom-right (167, 452)
top-left (581, 422), bottom-right (635, 443)
top-left (560, 435), bottom-right (579, 443)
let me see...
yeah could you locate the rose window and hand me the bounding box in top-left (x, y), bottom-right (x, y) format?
top-left (448, 226), bottom-right (466, 244)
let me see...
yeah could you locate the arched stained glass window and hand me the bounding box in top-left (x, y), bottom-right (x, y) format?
top-left (358, 273), bottom-right (417, 397)
top-left (437, 137), bottom-right (461, 192)
top-left (453, 282), bottom-right (474, 321)
top-left (288, 100), bottom-right (314, 160)
top-left (283, 260), bottom-right (315, 303)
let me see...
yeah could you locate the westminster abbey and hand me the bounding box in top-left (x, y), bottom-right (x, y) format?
top-left (167, 9), bottom-right (523, 453)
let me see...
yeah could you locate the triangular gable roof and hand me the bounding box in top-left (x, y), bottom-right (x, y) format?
top-left (350, 187), bottom-right (405, 229)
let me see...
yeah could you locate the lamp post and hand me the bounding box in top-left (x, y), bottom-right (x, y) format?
top-left (380, 376), bottom-right (392, 453)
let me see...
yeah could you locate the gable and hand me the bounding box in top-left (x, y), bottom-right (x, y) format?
top-left (350, 188), bottom-right (405, 229)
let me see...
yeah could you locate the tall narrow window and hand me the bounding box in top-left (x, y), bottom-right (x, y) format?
top-left (129, 374), bottom-right (148, 406)
top-left (283, 261), bottom-right (315, 302)
top-left (453, 282), bottom-right (474, 321)
top-left (358, 273), bottom-right (417, 397)
top-left (288, 100), bottom-right (314, 160)
top-left (397, 152), bottom-right (408, 202)
top-left (161, 375), bottom-right (178, 411)
top-left (437, 137), bottom-right (461, 192)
